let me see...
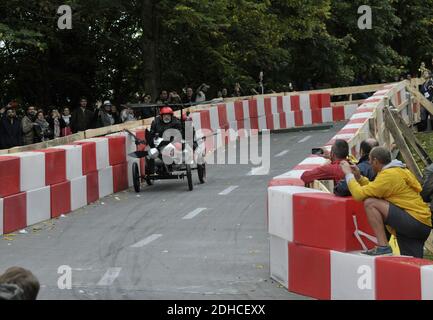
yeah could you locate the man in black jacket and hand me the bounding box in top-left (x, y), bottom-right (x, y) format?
top-left (334, 139), bottom-right (379, 197)
top-left (70, 98), bottom-right (95, 133)
top-left (0, 108), bottom-right (23, 149)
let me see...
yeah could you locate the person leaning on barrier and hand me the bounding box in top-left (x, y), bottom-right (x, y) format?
top-left (0, 267), bottom-right (40, 300)
top-left (334, 139), bottom-right (379, 197)
top-left (340, 147), bottom-right (432, 257)
top-left (301, 139), bottom-right (349, 185)
top-left (22, 105), bottom-right (37, 145)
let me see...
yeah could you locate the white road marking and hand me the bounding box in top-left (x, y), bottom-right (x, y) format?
top-left (218, 186), bottom-right (239, 195)
top-left (97, 268), bottom-right (122, 286)
top-left (275, 150), bottom-right (289, 158)
top-left (182, 208), bottom-right (207, 220)
top-left (130, 234), bottom-right (163, 248)
top-left (298, 135), bottom-right (312, 143)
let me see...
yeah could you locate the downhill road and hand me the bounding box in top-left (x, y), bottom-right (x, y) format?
top-left (0, 123), bottom-right (345, 300)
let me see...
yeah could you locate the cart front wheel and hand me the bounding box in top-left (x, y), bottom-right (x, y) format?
top-left (132, 162), bottom-right (141, 193)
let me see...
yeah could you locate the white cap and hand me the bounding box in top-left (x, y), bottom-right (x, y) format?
top-left (103, 100), bottom-right (112, 106)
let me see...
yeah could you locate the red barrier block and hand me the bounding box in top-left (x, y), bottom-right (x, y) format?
top-left (234, 101), bottom-right (244, 121)
top-left (3, 192), bottom-right (27, 234)
top-left (320, 94), bottom-right (331, 108)
top-left (289, 243), bottom-right (331, 300)
top-left (290, 96), bottom-right (300, 111)
top-left (264, 98), bottom-right (273, 116)
top-left (332, 106), bottom-right (345, 121)
top-left (347, 118), bottom-right (369, 125)
top-left (217, 104), bottom-right (229, 130)
top-left (268, 178), bottom-right (305, 187)
top-left (107, 136), bottom-right (126, 166)
top-left (293, 193), bottom-right (375, 252)
top-left (311, 109), bottom-right (323, 124)
top-left (0, 156), bottom-right (20, 198)
top-left (199, 110), bottom-right (211, 130)
top-left (310, 94), bottom-right (321, 109)
top-left (50, 181), bottom-right (71, 218)
top-left (72, 141), bottom-right (97, 175)
top-left (249, 117), bottom-right (259, 130)
top-left (86, 171), bottom-right (99, 204)
top-left (112, 163), bottom-right (128, 193)
top-left (294, 110), bottom-right (303, 127)
top-left (248, 99), bottom-right (258, 118)
top-left (278, 112), bottom-right (287, 129)
top-left (36, 149), bottom-right (66, 185)
top-left (265, 115), bottom-right (275, 131)
top-left (376, 257), bottom-right (433, 300)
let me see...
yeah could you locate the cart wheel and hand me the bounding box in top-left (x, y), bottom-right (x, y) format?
top-left (197, 163), bottom-right (206, 184)
top-left (186, 164), bottom-right (193, 191)
top-left (132, 162), bottom-right (141, 193)
top-left (145, 177), bottom-right (154, 186)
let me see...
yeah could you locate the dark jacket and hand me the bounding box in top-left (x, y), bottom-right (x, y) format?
top-left (334, 155), bottom-right (377, 197)
top-left (150, 116), bottom-right (183, 146)
top-left (34, 120), bottom-right (53, 142)
top-left (48, 117), bottom-right (66, 138)
top-left (70, 107), bottom-right (95, 133)
top-left (421, 164), bottom-right (433, 213)
top-left (0, 116), bottom-right (23, 149)
top-left (0, 284), bottom-right (24, 300)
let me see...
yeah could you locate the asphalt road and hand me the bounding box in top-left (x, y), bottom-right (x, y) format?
top-left (0, 122), bottom-right (345, 300)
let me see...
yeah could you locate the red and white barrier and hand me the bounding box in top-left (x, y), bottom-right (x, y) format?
top-left (11, 152), bottom-right (46, 192)
top-left (70, 176), bottom-right (87, 211)
top-left (26, 186), bottom-right (51, 226)
top-left (51, 145), bottom-right (83, 180)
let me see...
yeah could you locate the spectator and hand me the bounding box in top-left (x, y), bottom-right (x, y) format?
top-left (0, 283), bottom-right (24, 300)
top-left (0, 267), bottom-right (40, 300)
top-left (168, 91), bottom-right (182, 104)
top-left (62, 107), bottom-right (72, 136)
top-left (232, 83), bottom-right (243, 97)
top-left (182, 87), bottom-right (195, 104)
top-left (222, 88), bottom-right (228, 99)
top-left (341, 147), bottom-right (432, 257)
top-left (195, 83), bottom-right (210, 103)
top-left (334, 139), bottom-right (379, 197)
top-left (144, 95), bottom-right (152, 104)
top-left (217, 91), bottom-right (223, 99)
top-left (96, 100), bottom-right (115, 128)
top-left (70, 98), bottom-right (94, 133)
top-left (48, 109), bottom-right (66, 139)
top-left (22, 105), bottom-right (37, 145)
top-left (301, 140), bottom-right (349, 185)
top-left (120, 104), bottom-right (137, 123)
top-left (156, 90), bottom-right (169, 104)
top-left (111, 105), bottom-right (121, 124)
top-left (418, 71), bottom-right (433, 132)
top-left (0, 108), bottom-right (23, 149)
top-left (34, 111), bottom-right (52, 142)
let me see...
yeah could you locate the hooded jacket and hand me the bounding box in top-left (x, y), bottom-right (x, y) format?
top-left (347, 160), bottom-right (432, 229)
top-left (0, 284), bottom-right (24, 300)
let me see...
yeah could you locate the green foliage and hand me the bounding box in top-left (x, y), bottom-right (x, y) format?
top-left (0, 0), bottom-right (432, 107)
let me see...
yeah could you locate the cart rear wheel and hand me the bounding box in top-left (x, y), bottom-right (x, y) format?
top-left (132, 162), bottom-right (141, 193)
top-left (197, 163), bottom-right (206, 184)
top-left (186, 164), bottom-right (193, 191)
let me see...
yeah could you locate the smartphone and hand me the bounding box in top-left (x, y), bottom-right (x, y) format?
top-left (312, 148), bottom-right (324, 155)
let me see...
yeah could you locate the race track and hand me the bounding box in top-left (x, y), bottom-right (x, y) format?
top-left (0, 122), bottom-right (345, 300)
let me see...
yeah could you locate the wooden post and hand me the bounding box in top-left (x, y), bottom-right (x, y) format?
top-left (383, 107), bottom-right (423, 181)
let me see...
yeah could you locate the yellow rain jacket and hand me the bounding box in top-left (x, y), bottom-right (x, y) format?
top-left (347, 160), bottom-right (432, 233)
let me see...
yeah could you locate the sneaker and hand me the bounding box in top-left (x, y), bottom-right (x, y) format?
top-left (362, 246), bottom-right (393, 256)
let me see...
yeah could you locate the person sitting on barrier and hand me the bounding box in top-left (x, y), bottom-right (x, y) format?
top-left (334, 139), bottom-right (379, 197)
top-left (301, 139), bottom-right (349, 185)
top-left (0, 267), bottom-right (40, 300)
top-left (341, 147), bottom-right (432, 257)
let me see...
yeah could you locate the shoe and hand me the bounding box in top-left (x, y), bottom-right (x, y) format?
top-left (362, 246), bottom-right (393, 256)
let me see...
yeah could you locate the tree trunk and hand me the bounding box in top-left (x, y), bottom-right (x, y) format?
top-left (140, 0), bottom-right (160, 101)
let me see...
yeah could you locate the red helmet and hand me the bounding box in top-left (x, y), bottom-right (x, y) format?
top-left (160, 107), bottom-right (173, 115)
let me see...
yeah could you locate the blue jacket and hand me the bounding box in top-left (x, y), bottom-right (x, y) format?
top-left (334, 155), bottom-right (376, 197)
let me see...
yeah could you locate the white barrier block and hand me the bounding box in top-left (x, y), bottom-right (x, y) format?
top-left (421, 265), bottom-right (433, 300)
top-left (71, 176), bottom-right (87, 211)
top-left (0, 198), bottom-right (3, 235)
top-left (51, 145), bottom-right (83, 180)
top-left (282, 96), bottom-right (291, 114)
top-left (257, 97), bottom-right (266, 117)
top-left (271, 97), bottom-right (278, 115)
top-left (331, 251), bottom-right (376, 300)
top-left (348, 110), bottom-right (369, 120)
top-left (11, 152), bottom-right (45, 192)
top-left (343, 123), bottom-right (364, 130)
top-left (321, 108), bottom-right (333, 123)
top-left (26, 186), bottom-right (50, 226)
top-left (226, 102), bottom-right (236, 123)
top-left (98, 166), bottom-right (113, 198)
top-left (300, 94), bottom-right (310, 110)
top-left (300, 156), bottom-right (329, 166)
top-left (191, 112), bottom-right (202, 132)
top-left (258, 115), bottom-right (267, 131)
top-left (273, 114), bottom-right (281, 131)
top-left (274, 170), bottom-right (306, 180)
top-left (268, 186), bottom-right (323, 241)
top-left (333, 134), bottom-right (355, 141)
top-left (285, 111), bottom-right (295, 128)
top-left (84, 138), bottom-right (110, 170)
top-left (270, 235), bottom-right (289, 289)
top-left (302, 109), bottom-right (312, 126)
top-left (242, 100), bottom-right (250, 121)
top-left (209, 107), bottom-right (220, 131)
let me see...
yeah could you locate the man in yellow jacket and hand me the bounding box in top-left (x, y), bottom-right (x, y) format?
top-left (341, 147), bottom-right (432, 257)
